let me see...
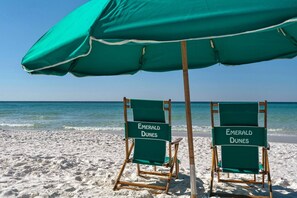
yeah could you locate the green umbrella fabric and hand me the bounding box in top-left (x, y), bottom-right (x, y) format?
top-left (22, 0), bottom-right (297, 76)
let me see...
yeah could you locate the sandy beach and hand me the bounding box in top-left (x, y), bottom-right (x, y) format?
top-left (0, 129), bottom-right (296, 197)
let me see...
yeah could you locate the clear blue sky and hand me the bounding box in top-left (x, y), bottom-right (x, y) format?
top-left (0, 0), bottom-right (296, 102)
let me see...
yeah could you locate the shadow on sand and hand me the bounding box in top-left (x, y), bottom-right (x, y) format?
top-left (209, 182), bottom-right (297, 198)
top-left (169, 173), bottom-right (209, 197)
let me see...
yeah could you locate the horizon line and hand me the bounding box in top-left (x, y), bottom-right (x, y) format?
top-left (0, 100), bottom-right (296, 103)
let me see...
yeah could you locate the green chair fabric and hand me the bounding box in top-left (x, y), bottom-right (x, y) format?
top-left (216, 103), bottom-right (266, 174)
top-left (130, 99), bottom-right (164, 110)
top-left (114, 98), bottom-right (180, 192)
top-left (221, 146), bottom-right (259, 174)
top-left (210, 102), bottom-right (272, 197)
top-left (219, 103), bottom-right (259, 126)
top-left (126, 121), bottom-right (171, 141)
top-left (218, 161), bottom-right (264, 174)
top-left (128, 99), bottom-right (169, 166)
top-left (131, 99), bottom-right (166, 123)
top-left (212, 126), bottom-right (267, 147)
top-left (133, 156), bottom-right (179, 166)
top-left (133, 109), bottom-right (166, 123)
top-left (133, 139), bottom-right (166, 165)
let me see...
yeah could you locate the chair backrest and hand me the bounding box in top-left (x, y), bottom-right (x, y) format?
top-left (124, 98), bottom-right (171, 164)
top-left (219, 103), bottom-right (259, 126)
top-left (131, 99), bottom-right (166, 123)
top-left (211, 101), bottom-right (267, 173)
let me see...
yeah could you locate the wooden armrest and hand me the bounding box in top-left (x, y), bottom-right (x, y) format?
top-left (171, 138), bottom-right (182, 145)
top-left (263, 143), bottom-right (270, 150)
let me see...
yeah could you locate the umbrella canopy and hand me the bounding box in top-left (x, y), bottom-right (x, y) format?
top-left (22, 0), bottom-right (297, 75)
top-left (22, 0), bottom-right (297, 197)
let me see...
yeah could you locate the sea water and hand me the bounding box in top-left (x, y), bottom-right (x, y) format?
top-left (0, 102), bottom-right (296, 136)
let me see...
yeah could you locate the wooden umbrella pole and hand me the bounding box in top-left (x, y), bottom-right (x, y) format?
top-left (181, 41), bottom-right (197, 198)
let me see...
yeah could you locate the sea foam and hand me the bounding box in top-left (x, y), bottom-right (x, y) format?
top-left (64, 125), bottom-right (213, 133)
top-left (64, 126), bottom-right (123, 131)
top-left (0, 123), bottom-right (34, 127)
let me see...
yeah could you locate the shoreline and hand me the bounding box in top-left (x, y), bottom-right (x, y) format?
top-left (1, 128), bottom-right (297, 144)
top-left (97, 130), bottom-right (297, 144)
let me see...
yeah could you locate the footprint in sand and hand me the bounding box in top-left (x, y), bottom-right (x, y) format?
top-left (14, 162), bottom-right (27, 167)
top-left (3, 169), bottom-right (15, 177)
top-left (75, 176), bottom-right (82, 182)
top-left (65, 187), bottom-right (76, 192)
top-left (44, 184), bottom-right (55, 189)
top-left (1, 188), bottom-right (19, 197)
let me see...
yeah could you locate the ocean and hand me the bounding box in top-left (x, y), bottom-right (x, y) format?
top-left (0, 102), bottom-right (297, 136)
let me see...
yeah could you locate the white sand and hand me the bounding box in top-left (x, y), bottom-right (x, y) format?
top-left (0, 129), bottom-right (296, 197)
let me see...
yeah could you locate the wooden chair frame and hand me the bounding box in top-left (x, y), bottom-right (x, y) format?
top-left (209, 101), bottom-right (273, 198)
top-left (113, 97), bottom-right (182, 193)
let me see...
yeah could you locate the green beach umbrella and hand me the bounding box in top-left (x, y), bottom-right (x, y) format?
top-left (22, 0), bottom-right (297, 197)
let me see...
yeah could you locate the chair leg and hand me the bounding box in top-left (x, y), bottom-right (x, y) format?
top-left (214, 147), bottom-right (220, 182)
top-left (262, 148), bottom-right (266, 188)
top-left (137, 164), bottom-right (140, 176)
top-left (166, 144), bottom-right (179, 193)
top-left (266, 153), bottom-right (273, 198)
top-left (218, 171), bottom-right (221, 182)
top-left (113, 159), bottom-right (128, 190)
top-left (113, 142), bottom-right (134, 190)
top-left (175, 159), bottom-right (179, 179)
top-left (262, 172), bottom-right (265, 188)
top-left (210, 169), bottom-right (214, 196)
top-left (268, 171), bottom-right (273, 198)
top-left (165, 163), bottom-right (175, 193)
top-left (210, 149), bottom-right (215, 196)
top-left (174, 144), bottom-right (179, 179)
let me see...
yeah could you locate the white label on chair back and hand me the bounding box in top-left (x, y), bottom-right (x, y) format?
top-left (127, 121), bottom-right (171, 141)
top-left (226, 128), bottom-right (252, 144)
top-left (212, 126), bottom-right (267, 146)
top-left (226, 128), bottom-right (253, 136)
top-left (138, 123), bottom-right (161, 131)
top-left (141, 130), bottom-right (158, 138)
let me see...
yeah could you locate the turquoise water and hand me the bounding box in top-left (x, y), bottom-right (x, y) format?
top-left (0, 102), bottom-right (296, 135)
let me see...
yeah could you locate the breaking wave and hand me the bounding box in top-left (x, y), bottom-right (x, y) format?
top-left (0, 123), bottom-right (34, 127)
top-left (64, 126), bottom-right (123, 131)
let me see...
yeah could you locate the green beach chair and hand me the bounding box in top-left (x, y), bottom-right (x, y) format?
top-left (210, 101), bottom-right (272, 198)
top-left (113, 97), bottom-right (182, 193)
